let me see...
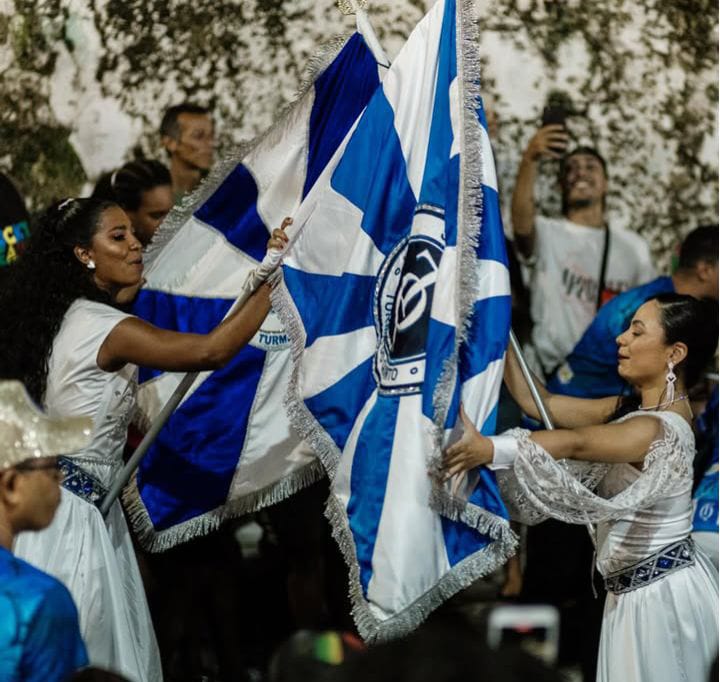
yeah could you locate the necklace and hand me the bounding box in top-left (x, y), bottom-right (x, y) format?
top-left (638, 394), bottom-right (689, 411)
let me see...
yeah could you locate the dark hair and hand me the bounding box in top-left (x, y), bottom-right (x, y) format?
top-left (655, 293), bottom-right (718, 388)
top-left (561, 146), bottom-right (607, 178)
top-left (559, 146), bottom-right (607, 215)
top-left (159, 103), bottom-right (211, 140)
top-left (0, 172), bottom-right (29, 227)
top-left (92, 159), bottom-right (171, 212)
top-left (326, 621), bottom-right (563, 682)
top-left (0, 198), bottom-right (116, 403)
top-left (269, 630), bottom-right (364, 682)
top-left (678, 224), bottom-right (719, 270)
top-left (611, 293), bottom-right (718, 418)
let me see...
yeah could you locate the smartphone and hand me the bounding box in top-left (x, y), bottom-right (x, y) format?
top-left (486, 604), bottom-right (560, 665)
top-left (541, 105), bottom-right (567, 128)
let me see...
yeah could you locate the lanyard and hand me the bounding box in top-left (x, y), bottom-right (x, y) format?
top-left (596, 225), bottom-right (611, 311)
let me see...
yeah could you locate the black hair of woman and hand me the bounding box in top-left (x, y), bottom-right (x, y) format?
top-left (612, 293), bottom-right (718, 419)
top-left (92, 160), bottom-right (171, 212)
top-left (0, 198), bottom-right (116, 403)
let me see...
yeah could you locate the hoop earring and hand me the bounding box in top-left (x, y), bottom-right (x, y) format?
top-left (86, 259), bottom-right (96, 270)
top-left (665, 360), bottom-right (676, 403)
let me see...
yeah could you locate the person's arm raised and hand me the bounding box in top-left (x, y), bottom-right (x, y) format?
top-left (97, 220), bottom-right (290, 373)
top-left (503, 343), bottom-right (617, 429)
top-left (98, 282), bottom-right (272, 373)
top-left (510, 125), bottom-right (568, 258)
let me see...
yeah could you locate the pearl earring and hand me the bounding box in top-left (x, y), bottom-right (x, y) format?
top-left (86, 259), bottom-right (96, 270)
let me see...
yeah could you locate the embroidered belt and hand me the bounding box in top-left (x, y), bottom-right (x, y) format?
top-left (604, 537), bottom-right (695, 595)
top-left (59, 456), bottom-right (108, 508)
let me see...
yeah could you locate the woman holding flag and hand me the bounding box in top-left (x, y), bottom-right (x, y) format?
top-left (0, 197), bottom-right (288, 681)
top-left (443, 294), bottom-right (718, 682)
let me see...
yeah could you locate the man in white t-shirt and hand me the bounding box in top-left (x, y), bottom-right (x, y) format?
top-left (510, 125), bottom-right (655, 376)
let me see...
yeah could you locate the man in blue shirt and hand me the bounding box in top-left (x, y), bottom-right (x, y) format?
top-left (0, 380), bottom-right (91, 681)
top-left (548, 224), bottom-right (718, 397)
top-left (692, 386), bottom-right (718, 568)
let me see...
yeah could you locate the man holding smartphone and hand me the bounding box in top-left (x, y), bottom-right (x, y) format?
top-left (510, 116), bottom-right (655, 378)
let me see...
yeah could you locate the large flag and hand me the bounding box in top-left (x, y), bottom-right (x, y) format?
top-left (123, 22), bottom-right (388, 551)
top-left (273, 0), bottom-right (516, 641)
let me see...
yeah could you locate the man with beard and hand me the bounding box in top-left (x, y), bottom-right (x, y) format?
top-left (510, 126), bottom-right (655, 377)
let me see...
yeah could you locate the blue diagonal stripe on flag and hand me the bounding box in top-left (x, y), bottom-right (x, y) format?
top-left (272, 0), bottom-right (517, 641)
top-left (123, 29), bottom-right (386, 550)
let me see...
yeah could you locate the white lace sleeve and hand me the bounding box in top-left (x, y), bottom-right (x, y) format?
top-left (495, 413), bottom-right (694, 526)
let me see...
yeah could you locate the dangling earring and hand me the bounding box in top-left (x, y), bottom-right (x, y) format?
top-left (665, 360), bottom-right (676, 403)
top-left (86, 259), bottom-right (96, 270)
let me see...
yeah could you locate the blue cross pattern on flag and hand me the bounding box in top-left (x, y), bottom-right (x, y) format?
top-left (273, 0), bottom-right (516, 641)
top-left (124, 23), bottom-right (388, 550)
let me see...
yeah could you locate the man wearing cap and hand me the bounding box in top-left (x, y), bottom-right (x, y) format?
top-left (0, 380), bottom-right (90, 681)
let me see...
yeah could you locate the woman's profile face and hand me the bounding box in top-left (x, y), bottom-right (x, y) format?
top-left (126, 184), bottom-right (173, 246)
top-left (616, 300), bottom-right (672, 386)
top-left (85, 206), bottom-right (144, 290)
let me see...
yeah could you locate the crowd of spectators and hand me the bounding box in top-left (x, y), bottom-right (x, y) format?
top-left (0, 93), bottom-right (717, 682)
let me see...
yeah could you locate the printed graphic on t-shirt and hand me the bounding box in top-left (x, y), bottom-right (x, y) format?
top-left (561, 265), bottom-right (628, 305)
top-left (1, 220), bottom-right (30, 266)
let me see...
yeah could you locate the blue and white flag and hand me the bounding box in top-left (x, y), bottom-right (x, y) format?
top-left (124, 24), bottom-right (388, 551)
top-left (273, 0), bottom-right (516, 641)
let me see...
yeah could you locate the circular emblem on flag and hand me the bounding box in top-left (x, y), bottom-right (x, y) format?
top-left (698, 501), bottom-right (716, 523)
top-left (374, 233), bottom-right (443, 395)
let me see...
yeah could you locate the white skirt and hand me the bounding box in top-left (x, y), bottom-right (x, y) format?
top-left (14, 488), bottom-right (162, 682)
top-left (598, 549), bottom-right (718, 682)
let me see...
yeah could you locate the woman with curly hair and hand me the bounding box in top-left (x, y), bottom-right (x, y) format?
top-left (0, 198), bottom-right (288, 682)
top-left (443, 294), bottom-right (718, 682)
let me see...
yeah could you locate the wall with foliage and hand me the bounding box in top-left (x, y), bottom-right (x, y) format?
top-left (1, 0), bottom-right (716, 267)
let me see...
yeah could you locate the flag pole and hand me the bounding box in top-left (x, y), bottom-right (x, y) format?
top-left (99, 263), bottom-right (278, 518)
top-left (337, 1), bottom-right (391, 68)
top-left (354, 6), bottom-right (391, 68)
top-left (100, 371), bottom-right (198, 517)
top-left (508, 329), bottom-right (598, 546)
top-left (508, 329), bottom-right (554, 430)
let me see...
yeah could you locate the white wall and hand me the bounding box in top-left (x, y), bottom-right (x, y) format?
top-left (1, 0), bottom-right (716, 266)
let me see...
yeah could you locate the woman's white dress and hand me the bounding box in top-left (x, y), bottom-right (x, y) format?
top-left (14, 300), bottom-right (162, 682)
top-left (496, 410), bottom-right (718, 682)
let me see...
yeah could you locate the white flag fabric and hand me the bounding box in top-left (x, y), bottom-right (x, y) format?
top-left (124, 27), bottom-right (387, 551)
top-left (273, 0), bottom-right (516, 641)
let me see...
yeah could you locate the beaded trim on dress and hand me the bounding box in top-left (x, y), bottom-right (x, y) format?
top-left (59, 456), bottom-right (108, 507)
top-left (604, 537), bottom-right (695, 594)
